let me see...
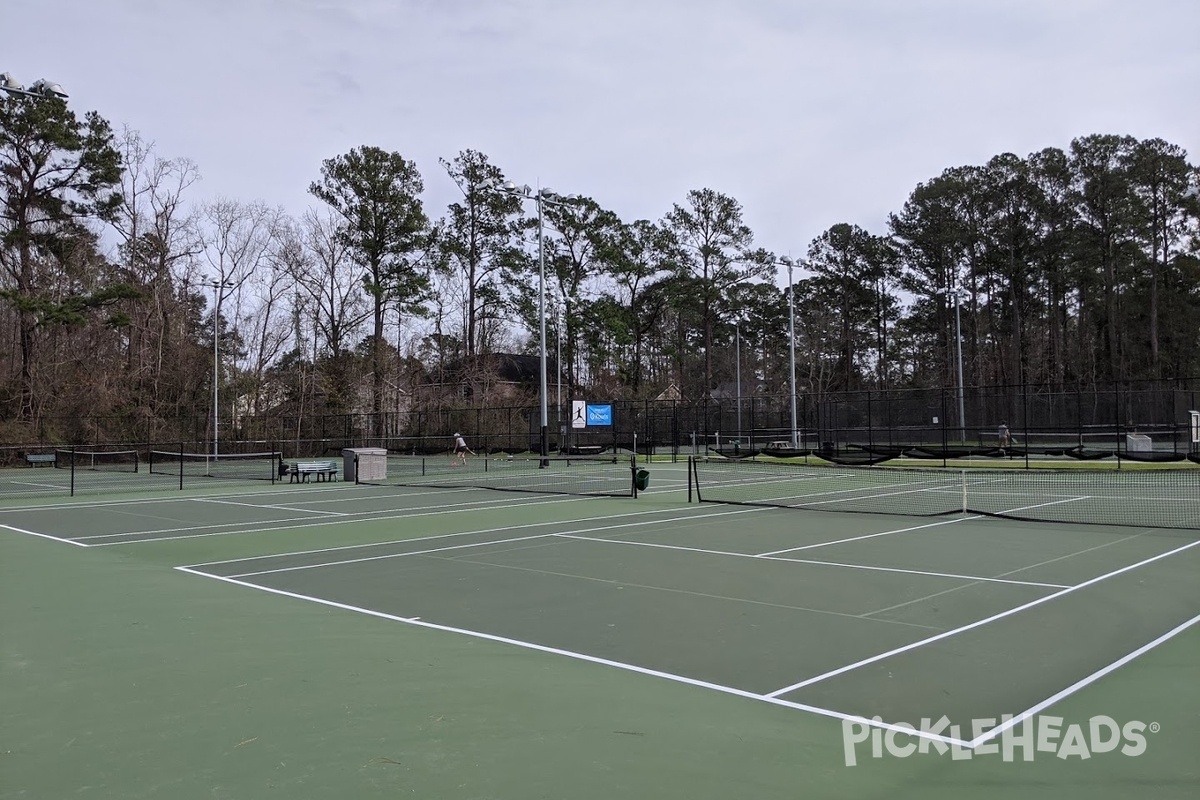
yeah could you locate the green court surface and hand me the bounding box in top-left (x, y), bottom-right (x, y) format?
top-left (2, 461), bottom-right (1197, 799)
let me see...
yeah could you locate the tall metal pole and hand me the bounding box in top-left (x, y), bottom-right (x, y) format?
top-left (735, 322), bottom-right (742, 443)
top-left (787, 260), bottom-right (798, 448)
top-left (556, 306), bottom-right (562, 452)
top-left (954, 291), bottom-right (966, 443)
top-left (537, 193), bottom-right (549, 465)
top-left (211, 282), bottom-right (221, 458)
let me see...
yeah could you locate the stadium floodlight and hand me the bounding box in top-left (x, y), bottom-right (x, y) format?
top-left (778, 257), bottom-right (800, 448)
top-left (1, 72), bottom-right (68, 99)
top-left (30, 79), bottom-right (68, 98)
top-left (481, 177), bottom-right (577, 465)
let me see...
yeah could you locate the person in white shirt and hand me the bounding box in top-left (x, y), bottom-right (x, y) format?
top-left (453, 432), bottom-right (474, 465)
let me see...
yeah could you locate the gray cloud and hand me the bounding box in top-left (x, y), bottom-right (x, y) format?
top-left (6, 0), bottom-right (1197, 263)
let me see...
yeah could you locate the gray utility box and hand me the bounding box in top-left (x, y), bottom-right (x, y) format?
top-left (1125, 433), bottom-right (1151, 452)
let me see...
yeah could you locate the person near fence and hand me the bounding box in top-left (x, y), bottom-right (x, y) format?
top-left (453, 432), bottom-right (474, 465)
top-left (998, 421), bottom-right (1011, 453)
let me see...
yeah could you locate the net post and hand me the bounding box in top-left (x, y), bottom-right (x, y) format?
top-left (687, 456), bottom-right (694, 503)
top-left (961, 469), bottom-right (967, 514)
top-left (69, 445), bottom-right (75, 496)
top-left (178, 442), bottom-right (184, 491)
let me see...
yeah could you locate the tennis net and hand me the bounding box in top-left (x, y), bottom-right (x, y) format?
top-left (148, 450), bottom-right (282, 481)
top-left (689, 457), bottom-right (1200, 530)
top-left (54, 449), bottom-right (139, 472)
top-left (355, 452), bottom-right (637, 497)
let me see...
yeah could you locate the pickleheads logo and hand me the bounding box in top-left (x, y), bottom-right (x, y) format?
top-left (842, 715), bottom-right (1158, 766)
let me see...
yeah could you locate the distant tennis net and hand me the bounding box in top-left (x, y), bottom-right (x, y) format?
top-left (148, 450), bottom-right (282, 482)
top-left (354, 452), bottom-right (637, 498)
top-left (689, 457), bottom-right (1200, 530)
top-left (54, 449), bottom-right (139, 473)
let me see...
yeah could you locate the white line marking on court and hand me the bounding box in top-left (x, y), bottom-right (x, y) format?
top-left (192, 497), bottom-right (349, 516)
top-left (764, 537), bottom-right (1200, 699)
top-left (754, 495), bottom-right (1095, 557)
top-left (227, 532), bottom-right (566, 577)
top-left (443, 554), bottom-right (944, 630)
top-left (223, 508), bottom-right (765, 578)
top-left (555, 534), bottom-right (1068, 589)
top-left (0, 482), bottom-right (427, 514)
top-left (990, 496), bottom-right (1092, 515)
top-left (7, 480), bottom-right (69, 491)
top-left (172, 565), bottom-right (970, 748)
top-left (756, 516), bottom-right (981, 556)
top-left (856, 530), bottom-right (1156, 619)
top-left (182, 507), bottom-right (709, 568)
top-left (84, 495), bottom-right (595, 546)
top-left (76, 491), bottom-right (577, 541)
top-left (967, 612), bottom-right (1200, 748)
top-left (0, 523), bottom-right (91, 547)
top-left (73, 515), bottom-right (346, 541)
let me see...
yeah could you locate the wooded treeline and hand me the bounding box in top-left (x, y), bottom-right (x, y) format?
top-left (2, 93), bottom-right (1198, 443)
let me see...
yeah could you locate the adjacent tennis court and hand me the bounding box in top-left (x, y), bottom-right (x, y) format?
top-left (3, 456), bottom-right (1198, 798)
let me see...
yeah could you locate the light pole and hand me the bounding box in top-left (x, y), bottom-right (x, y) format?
top-left (1, 72), bottom-right (68, 100)
top-left (205, 279), bottom-right (234, 457)
top-left (735, 321), bottom-right (742, 444)
top-left (481, 179), bottom-right (575, 465)
top-left (939, 286), bottom-right (967, 443)
top-left (779, 257), bottom-right (800, 448)
top-left (556, 303), bottom-right (563, 451)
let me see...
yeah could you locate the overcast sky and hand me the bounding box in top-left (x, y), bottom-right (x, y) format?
top-left (7, 0), bottom-right (1198, 273)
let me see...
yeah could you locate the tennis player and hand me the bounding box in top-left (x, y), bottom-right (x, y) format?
top-left (453, 432), bottom-right (474, 465)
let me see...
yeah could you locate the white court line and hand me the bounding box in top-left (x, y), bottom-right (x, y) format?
top-left (78, 491), bottom-right (576, 541)
top-left (555, 534), bottom-right (1068, 589)
top-left (224, 507), bottom-right (764, 578)
top-left (0, 523), bottom-right (90, 547)
top-left (83, 495), bottom-right (593, 545)
top-left (172, 565), bottom-right (970, 748)
top-left (443, 553), bottom-right (943, 631)
top-left (968, 612), bottom-right (1200, 747)
top-left (182, 506), bottom-right (707, 568)
top-left (764, 537), bottom-right (1200, 699)
top-left (756, 516), bottom-right (981, 557)
top-left (74, 514), bottom-right (353, 541)
top-left (191, 497), bottom-right (349, 516)
top-left (0, 482), bottom-right (372, 513)
top-left (227, 532), bottom-right (565, 577)
top-left (6, 480), bottom-right (70, 491)
top-left (755, 496), bottom-right (1092, 557)
top-left (859, 532), bottom-right (1156, 618)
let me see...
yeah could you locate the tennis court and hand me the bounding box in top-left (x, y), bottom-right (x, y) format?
top-left (3, 456), bottom-right (1198, 798)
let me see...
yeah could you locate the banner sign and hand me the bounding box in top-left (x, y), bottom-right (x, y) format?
top-left (586, 403), bottom-right (613, 427)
